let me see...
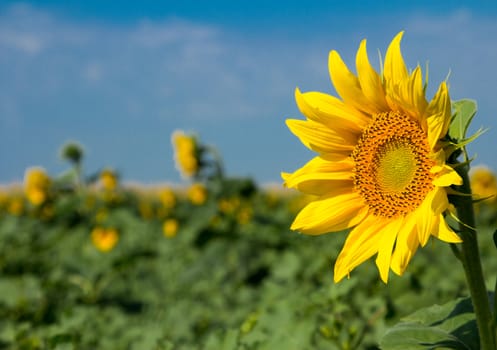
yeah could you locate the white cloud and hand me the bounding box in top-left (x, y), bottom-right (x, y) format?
top-left (0, 30), bottom-right (44, 54)
top-left (130, 19), bottom-right (219, 48)
top-left (0, 3), bottom-right (72, 54)
top-left (0, 3), bottom-right (330, 128)
top-left (83, 62), bottom-right (102, 82)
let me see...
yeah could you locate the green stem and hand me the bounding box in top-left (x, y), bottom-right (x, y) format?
top-left (454, 165), bottom-right (496, 350)
top-left (205, 145), bottom-right (225, 179)
top-left (494, 276), bottom-right (497, 335)
top-left (75, 162), bottom-right (83, 192)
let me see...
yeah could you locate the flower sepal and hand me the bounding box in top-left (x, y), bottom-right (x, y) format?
top-left (446, 99), bottom-right (487, 160)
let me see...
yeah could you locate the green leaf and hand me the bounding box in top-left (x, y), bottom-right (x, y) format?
top-left (450, 99), bottom-right (477, 141)
top-left (380, 297), bottom-right (480, 349)
top-left (221, 329), bottom-right (239, 350)
top-left (449, 127), bottom-right (488, 152)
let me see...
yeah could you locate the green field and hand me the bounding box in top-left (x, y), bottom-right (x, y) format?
top-left (1, 171), bottom-right (495, 350)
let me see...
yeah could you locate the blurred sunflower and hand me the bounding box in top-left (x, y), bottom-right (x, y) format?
top-left (91, 227), bottom-right (119, 252)
top-left (187, 183), bottom-right (207, 205)
top-left (95, 208), bottom-right (109, 223)
top-left (159, 187), bottom-right (177, 209)
top-left (283, 32), bottom-right (462, 283)
top-left (470, 166), bottom-right (497, 204)
top-left (163, 218), bottom-right (179, 238)
top-left (237, 205), bottom-right (253, 225)
top-left (24, 167), bottom-right (51, 206)
top-left (100, 169), bottom-right (118, 192)
top-left (171, 130), bottom-right (199, 178)
top-left (218, 197), bottom-right (240, 214)
top-left (138, 199), bottom-right (155, 220)
top-left (7, 196), bottom-right (24, 216)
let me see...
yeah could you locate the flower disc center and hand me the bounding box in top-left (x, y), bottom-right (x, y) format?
top-left (376, 143), bottom-right (417, 193)
top-left (352, 112), bottom-right (435, 218)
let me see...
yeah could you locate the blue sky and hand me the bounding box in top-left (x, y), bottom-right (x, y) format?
top-left (2, 1), bottom-right (497, 185)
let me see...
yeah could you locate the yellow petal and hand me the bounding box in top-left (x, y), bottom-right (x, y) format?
top-left (416, 187), bottom-right (448, 246)
top-left (295, 89), bottom-right (369, 132)
top-left (408, 66), bottom-right (427, 116)
top-left (383, 31), bottom-right (408, 85)
top-left (329, 50), bottom-right (378, 115)
top-left (283, 156), bottom-right (354, 194)
top-left (375, 217), bottom-right (403, 283)
top-left (284, 167), bottom-right (353, 188)
top-left (432, 165), bottom-right (463, 187)
top-left (291, 192), bottom-right (367, 235)
top-left (334, 214), bottom-right (389, 282)
top-left (281, 172), bottom-right (291, 181)
top-left (433, 215), bottom-right (462, 243)
top-left (431, 185), bottom-right (450, 215)
top-left (287, 179), bottom-right (353, 197)
top-left (286, 119), bottom-right (357, 153)
top-left (355, 39), bottom-right (389, 112)
top-left (425, 82), bottom-right (451, 150)
top-left (382, 33), bottom-right (428, 119)
top-left (391, 66), bottom-right (427, 119)
top-left (390, 213), bottom-right (418, 276)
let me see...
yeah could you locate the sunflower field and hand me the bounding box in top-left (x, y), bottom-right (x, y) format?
top-left (1, 130), bottom-right (497, 350)
top-left (3, 32), bottom-right (497, 350)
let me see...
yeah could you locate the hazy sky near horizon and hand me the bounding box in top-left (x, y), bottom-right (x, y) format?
top-left (2, 1), bottom-right (497, 184)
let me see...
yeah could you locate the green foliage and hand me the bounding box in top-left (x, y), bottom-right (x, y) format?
top-left (380, 296), bottom-right (480, 349)
top-left (448, 99), bottom-right (487, 163)
top-left (0, 181), bottom-right (496, 349)
top-left (450, 99), bottom-right (478, 141)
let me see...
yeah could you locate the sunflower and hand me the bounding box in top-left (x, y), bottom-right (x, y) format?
top-left (91, 227), bottom-right (119, 252)
top-left (187, 182), bottom-right (208, 205)
top-left (159, 187), bottom-right (177, 209)
top-left (24, 167), bottom-right (51, 206)
top-left (470, 166), bottom-right (497, 204)
top-left (282, 32), bottom-right (463, 283)
top-left (100, 169), bottom-right (118, 192)
top-left (163, 218), bottom-right (179, 238)
top-left (171, 130), bottom-right (199, 178)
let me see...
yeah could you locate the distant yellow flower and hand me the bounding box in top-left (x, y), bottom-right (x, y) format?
top-left (263, 191), bottom-right (280, 208)
top-left (188, 183), bottom-right (207, 205)
top-left (91, 227), bottom-right (119, 252)
top-left (41, 204), bottom-right (54, 220)
top-left (283, 32), bottom-right (462, 283)
top-left (209, 214), bottom-right (222, 228)
top-left (218, 197), bottom-right (240, 214)
top-left (8, 197), bottom-right (24, 216)
top-left (102, 191), bottom-right (122, 204)
top-left (24, 167), bottom-right (51, 206)
top-left (138, 199), bottom-right (155, 220)
top-left (84, 193), bottom-right (97, 211)
top-left (172, 130), bottom-right (199, 178)
top-left (237, 205), bottom-right (253, 225)
top-left (470, 166), bottom-right (497, 203)
top-left (100, 169), bottom-right (118, 191)
top-left (95, 208), bottom-right (109, 223)
top-left (159, 187), bottom-right (176, 209)
top-left (163, 218), bottom-right (179, 238)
